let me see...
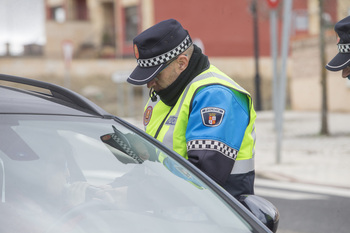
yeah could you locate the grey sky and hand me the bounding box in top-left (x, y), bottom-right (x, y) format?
top-left (0, 0), bottom-right (45, 54)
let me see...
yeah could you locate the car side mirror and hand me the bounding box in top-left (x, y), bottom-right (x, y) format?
top-left (238, 194), bottom-right (279, 233)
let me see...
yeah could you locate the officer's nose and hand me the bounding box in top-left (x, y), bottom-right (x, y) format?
top-left (147, 78), bottom-right (157, 88)
top-left (342, 66), bottom-right (350, 79)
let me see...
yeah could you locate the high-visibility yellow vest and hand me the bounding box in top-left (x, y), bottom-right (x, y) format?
top-left (143, 65), bottom-right (256, 175)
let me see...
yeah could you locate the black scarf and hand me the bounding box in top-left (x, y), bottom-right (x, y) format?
top-left (156, 44), bottom-right (210, 106)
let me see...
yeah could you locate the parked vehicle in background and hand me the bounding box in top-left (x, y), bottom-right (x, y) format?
top-left (0, 74), bottom-right (279, 233)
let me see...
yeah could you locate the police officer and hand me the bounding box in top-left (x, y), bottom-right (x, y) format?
top-left (127, 19), bottom-right (257, 198)
top-left (326, 15), bottom-right (350, 79)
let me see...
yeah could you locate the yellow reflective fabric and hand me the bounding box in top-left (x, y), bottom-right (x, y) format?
top-left (237, 105), bottom-right (256, 161)
top-left (144, 99), bottom-right (172, 139)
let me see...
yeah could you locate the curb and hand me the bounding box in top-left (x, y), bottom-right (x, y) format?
top-left (256, 171), bottom-right (350, 190)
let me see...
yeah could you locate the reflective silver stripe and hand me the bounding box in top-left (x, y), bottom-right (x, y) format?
top-left (162, 123), bottom-right (175, 147)
top-left (211, 72), bottom-right (247, 93)
top-left (251, 123), bottom-right (256, 158)
top-left (231, 157), bottom-right (255, 174)
top-left (191, 71), bottom-right (248, 94)
top-left (326, 58), bottom-right (350, 69)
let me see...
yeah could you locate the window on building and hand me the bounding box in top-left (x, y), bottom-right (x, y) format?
top-left (49, 6), bottom-right (66, 23)
top-left (48, 0), bottom-right (88, 22)
top-left (102, 2), bottom-right (116, 47)
top-left (293, 10), bottom-right (308, 32)
top-left (74, 0), bottom-right (88, 20)
top-left (66, 0), bottom-right (88, 21)
top-left (125, 6), bottom-right (138, 43)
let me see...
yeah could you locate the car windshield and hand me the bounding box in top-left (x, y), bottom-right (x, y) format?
top-left (0, 115), bottom-right (255, 233)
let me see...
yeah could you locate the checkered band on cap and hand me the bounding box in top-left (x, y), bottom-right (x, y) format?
top-left (338, 43), bottom-right (350, 53)
top-left (187, 140), bottom-right (238, 160)
top-left (137, 35), bottom-right (192, 67)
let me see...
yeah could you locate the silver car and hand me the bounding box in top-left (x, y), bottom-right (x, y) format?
top-left (0, 74), bottom-right (279, 233)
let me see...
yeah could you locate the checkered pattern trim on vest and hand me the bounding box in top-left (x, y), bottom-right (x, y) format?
top-left (187, 139), bottom-right (238, 160)
top-left (338, 43), bottom-right (350, 53)
top-left (137, 35), bottom-right (192, 67)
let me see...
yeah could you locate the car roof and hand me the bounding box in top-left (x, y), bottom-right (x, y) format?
top-left (0, 74), bottom-right (113, 118)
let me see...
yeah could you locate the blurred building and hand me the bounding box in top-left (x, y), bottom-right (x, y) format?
top-left (23, 43), bottom-right (44, 56)
top-left (43, 0), bottom-right (339, 59)
top-left (2, 0), bottom-right (350, 113)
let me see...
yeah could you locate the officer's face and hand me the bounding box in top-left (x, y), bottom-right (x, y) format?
top-left (342, 66), bottom-right (350, 79)
top-left (147, 59), bottom-right (180, 91)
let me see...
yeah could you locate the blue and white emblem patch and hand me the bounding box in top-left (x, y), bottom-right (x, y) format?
top-left (200, 107), bottom-right (225, 127)
top-left (165, 116), bottom-right (177, 125)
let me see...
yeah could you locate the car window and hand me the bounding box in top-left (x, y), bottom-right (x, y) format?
top-left (0, 115), bottom-right (255, 233)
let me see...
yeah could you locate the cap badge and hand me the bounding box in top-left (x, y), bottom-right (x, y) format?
top-left (134, 44), bottom-right (139, 59)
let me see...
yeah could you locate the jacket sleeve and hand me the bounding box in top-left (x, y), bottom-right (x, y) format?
top-left (186, 85), bottom-right (249, 186)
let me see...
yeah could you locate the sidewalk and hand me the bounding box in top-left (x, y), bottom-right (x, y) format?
top-left (255, 111), bottom-right (350, 189)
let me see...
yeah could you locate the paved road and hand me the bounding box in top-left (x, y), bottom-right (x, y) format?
top-left (255, 178), bottom-right (350, 233)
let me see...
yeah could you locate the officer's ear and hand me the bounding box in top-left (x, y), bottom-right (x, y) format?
top-left (176, 54), bottom-right (189, 72)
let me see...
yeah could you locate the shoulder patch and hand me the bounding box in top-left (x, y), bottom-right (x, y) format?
top-left (143, 106), bottom-right (153, 126)
top-left (200, 107), bottom-right (225, 127)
